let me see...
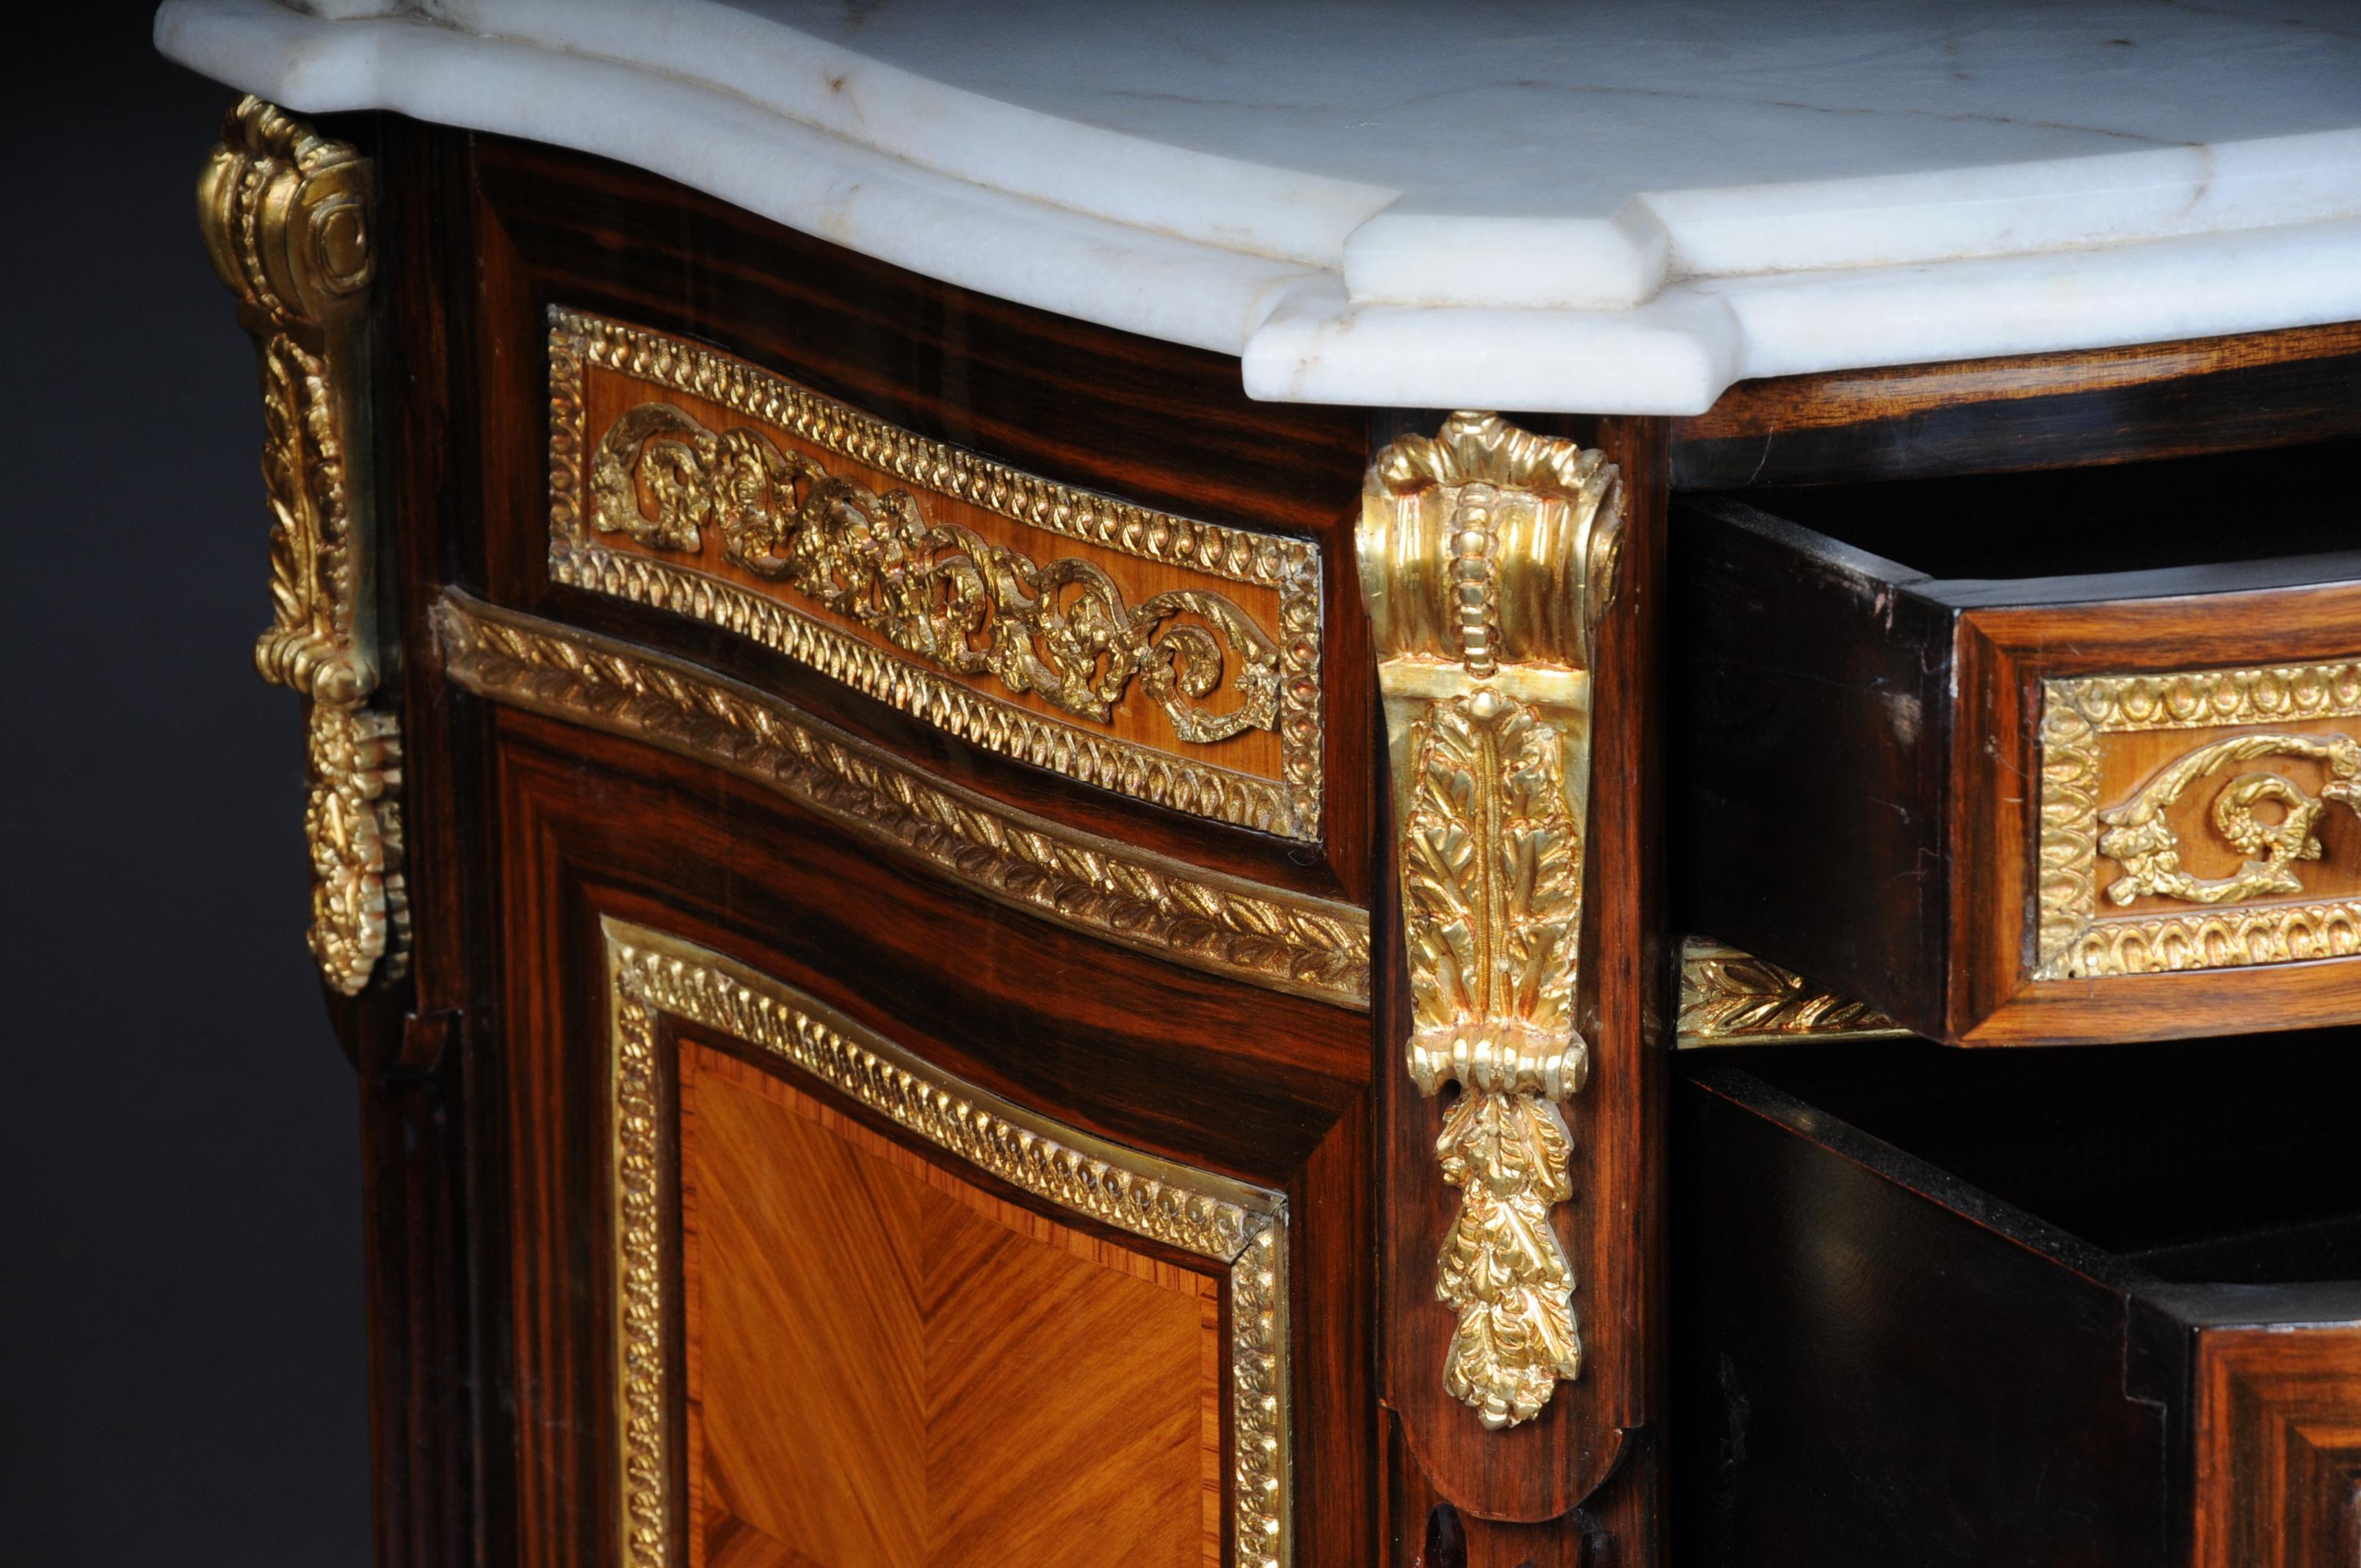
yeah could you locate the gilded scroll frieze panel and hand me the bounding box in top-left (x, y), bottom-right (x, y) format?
top-left (548, 309), bottom-right (1324, 840)
top-left (2037, 664), bottom-right (2361, 979)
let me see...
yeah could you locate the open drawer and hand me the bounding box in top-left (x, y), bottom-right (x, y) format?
top-left (1675, 1033), bottom-right (2361, 1568)
top-left (1675, 442), bottom-right (2361, 1044)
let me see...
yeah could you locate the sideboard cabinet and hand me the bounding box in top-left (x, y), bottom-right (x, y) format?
top-left (161, 3), bottom-right (2361, 1564)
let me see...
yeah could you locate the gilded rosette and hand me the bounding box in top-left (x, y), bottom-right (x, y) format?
top-left (1360, 411), bottom-right (1623, 1429)
top-left (200, 98), bottom-right (406, 995)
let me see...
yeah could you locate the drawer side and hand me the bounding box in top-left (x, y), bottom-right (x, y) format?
top-left (1675, 1066), bottom-right (2174, 1566)
top-left (1673, 499), bottom-right (1956, 1037)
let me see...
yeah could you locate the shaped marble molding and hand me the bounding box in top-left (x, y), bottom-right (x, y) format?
top-left (157, 0), bottom-right (2361, 413)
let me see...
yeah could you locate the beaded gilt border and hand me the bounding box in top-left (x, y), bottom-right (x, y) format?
top-left (603, 920), bottom-right (1292, 1568)
top-left (2037, 662), bottom-right (2361, 979)
top-left (548, 308), bottom-right (1325, 841)
top-left (435, 594), bottom-right (1368, 1007)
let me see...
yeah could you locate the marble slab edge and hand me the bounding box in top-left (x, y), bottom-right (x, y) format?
top-left (158, 0), bottom-right (2361, 415)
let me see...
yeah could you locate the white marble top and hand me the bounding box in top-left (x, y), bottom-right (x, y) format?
top-left (157, 0), bottom-right (2361, 413)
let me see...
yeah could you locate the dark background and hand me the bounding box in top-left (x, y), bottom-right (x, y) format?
top-left (7, 6), bottom-right (373, 1563)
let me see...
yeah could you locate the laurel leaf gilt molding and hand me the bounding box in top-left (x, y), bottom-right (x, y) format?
top-left (200, 97), bottom-right (407, 995)
top-left (1674, 938), bottom-right (1909, 1045)
top-left (1360, 410), bottom-right (1624, 1429)
top-left (435, 592), bottom-right (1370, 1008)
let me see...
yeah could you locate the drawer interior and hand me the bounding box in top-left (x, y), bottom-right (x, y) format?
top-left (1730, 436), bottom-right (2361, 582)
top-left (1708, 1029), bottom-right (2361, 1285)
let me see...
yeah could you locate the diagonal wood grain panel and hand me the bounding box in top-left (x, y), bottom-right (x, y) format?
top-left (681, 1043), bottom-right (1219, 1567)
top-left (702, 1479), bottom-right (824, 1568)
top-left (923, 1186), bottom-right (1214, 1568)
top-left (686, 1048), bottom-right (926, 1567)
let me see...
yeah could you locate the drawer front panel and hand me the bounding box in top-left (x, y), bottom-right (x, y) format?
top-left (548, 309), bottom-right (1324, 840)
top-left (2039, 662), bottom-right (2361, 981)
top-left (1967, 580), bottom-right (2361, 1042)
top-left (1674, 487), bottom-right (2361, 1045)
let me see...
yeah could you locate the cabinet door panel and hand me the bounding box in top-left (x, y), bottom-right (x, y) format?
top-left (489, 708), bottom-right (1363, 1567)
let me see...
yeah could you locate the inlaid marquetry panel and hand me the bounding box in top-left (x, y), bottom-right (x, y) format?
top-left (2038, 665), bottom-right (2361, 979)
top-left (550, 309), bottom-right (1324, 838)
top-left (601, 921), bottom-right (1291, 1568)
top-left (2194, 1324), bottom-right (2361, 1568)
top-left (685, 1048), bottom-right (1219, 1568)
